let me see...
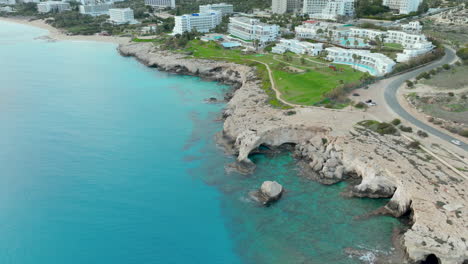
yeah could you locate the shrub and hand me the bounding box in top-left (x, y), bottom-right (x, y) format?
top-left (391, 118), bottom-right (401, 126)
top-left (417, 130), bottom-right (429, 138)
top-left (284, 110), bottom-right (296, 116)
top-left (442, 64), bottom-right (451, 70)
top-left (461, 94), bottom-right (467, 100)
top-left (406, 80), bottom-right (414, 88)
top-left (400, 126), bottom-right (413, 132)
top-left (459, 129), bottom-right (468, 137)
top-left (428, 117), bottom-right (434, 123)
top-left (354, 102), bottom-right (367, 109)
top-left (376, 122), bottom-right (398, 135)
top-left (448, 92), bottom-right (454, 97)
top-left (407, 141), bottom-right (420, 149)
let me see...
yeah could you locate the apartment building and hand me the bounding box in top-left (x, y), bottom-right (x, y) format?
top-left (401, 21), bottom-right (422, 32)
top-left (37, 1), bottom-right (70, 13)
top-left (108, 8), bottom-right (139, 24)
top-left (272, 0), bottom-right (302, 14)
top-left (199, 3), bottom-right (233, 16)
top-left (302, 0), bottom-right (329, 15)
top-left (294, 20), bottom-right (344, 39)
top-left (325, 47), bottom-right (396, 76)
top-left (320, 0), bottom-right (355, 19)
top-left (272, 39), bottom-right (323, 55)
top-left (173, 11), bottom-right (222, 34)
top-left (382, 0), bottom-right (422, 14)
top-left (228, 17), bottom-right (279, 44)
top-left (79, 2), bottom-right (113, 16)
top-left (144, 0), bottom-right (175, 9)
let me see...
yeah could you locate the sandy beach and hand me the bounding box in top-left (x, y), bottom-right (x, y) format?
top-left (0, 17), bottom-right (131, 44)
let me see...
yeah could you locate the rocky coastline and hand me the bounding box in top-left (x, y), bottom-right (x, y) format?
top-left (118, 42), bottom-right (468, 264)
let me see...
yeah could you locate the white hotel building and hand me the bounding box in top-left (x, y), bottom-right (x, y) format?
top-left (37, 1), bottom-right (70, 13)
top-left (383, 0), bottom-right (422, 14)
top-left (325, 47), bottom-right (396, 76)
top-left (173, 11), bottom-right (222, 34)
top-left (199, 3), bottom-right (233, 16)
top-left (144, 0), bottom-right (175, 9)
top-left (272, 0), bottom-right (302, 14)
top-left (228, 17), bottom-right (279, 44)
top-left (385, 30), bottom-right (434, 62)
top-left (272, 39), bottom-right (323, 56)
top-left (79, 2), bottom-right (113, 16)
top-left (108, 8), bottom-right (139, 24)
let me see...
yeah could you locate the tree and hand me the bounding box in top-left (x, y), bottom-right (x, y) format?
top-left (354, 39), bottom-right (359, 46)
top-left (300, 57), bottom-right (306, 65)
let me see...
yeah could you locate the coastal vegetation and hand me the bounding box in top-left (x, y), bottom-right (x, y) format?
top-left (183, 40), bottom-right (367, 107)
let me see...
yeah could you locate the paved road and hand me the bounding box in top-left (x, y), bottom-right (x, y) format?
top-left (384, 47), bottom-right (468, 151)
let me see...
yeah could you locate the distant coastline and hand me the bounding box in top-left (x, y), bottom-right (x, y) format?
top-left (0, 17), bottom-right (130, 45)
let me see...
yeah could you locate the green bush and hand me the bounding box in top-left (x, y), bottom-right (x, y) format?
top-left (400, 126), bottom-right (413, 132)
top-left (443, 64), bottom-right (451, 70)
top-left (417, 130), bottom-right (429, 138)
top-left (459, 129), bottom-right (468, 137)
top-left (354, 102), bottom-right (367, 109)
top-left (407, 141), bottom-right (420, 149)
top-left (391, 118), bottom-right (401, 126)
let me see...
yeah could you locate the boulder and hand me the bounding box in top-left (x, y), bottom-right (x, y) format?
top-left (251, 181), bottom-right (283, 206)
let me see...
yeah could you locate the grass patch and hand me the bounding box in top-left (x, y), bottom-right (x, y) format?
top-left (384, 42), bottom-right (404, 50)
top-left (132, 38), bottom-right (158, 42)
top-left (185, 40), bottom-right (365, 107)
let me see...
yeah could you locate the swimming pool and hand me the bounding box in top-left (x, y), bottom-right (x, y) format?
top-left (333, 61), bottom-right (378, 76)
top-left (339, 37), bottom-right (368, 47)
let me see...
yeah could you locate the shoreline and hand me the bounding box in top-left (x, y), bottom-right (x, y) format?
top-left (118, 42), bottom-right (468, 264)
top-left (0, 16), bottom-right (131, 45)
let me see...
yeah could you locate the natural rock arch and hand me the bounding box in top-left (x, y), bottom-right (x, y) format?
top-left (420, 254), bottom-right (441, 264)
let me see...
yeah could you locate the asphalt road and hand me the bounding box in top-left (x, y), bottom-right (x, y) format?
top-left (384, 47), bottom-right (468, 152)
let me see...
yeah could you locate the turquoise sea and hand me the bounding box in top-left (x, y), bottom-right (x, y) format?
top-left (0, 21), bottom-right (401, 264)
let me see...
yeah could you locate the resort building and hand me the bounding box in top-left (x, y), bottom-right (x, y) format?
top-left (0, 6), bottom-right (15, 12)
top-left (199, 3), bottom-right (233, 16)
top-left (302, 0), bottom-right (329, 15)
top-left (271, 0), bottom-right (302, 14)
top-left (382, 0), bottom-right (422, 14)
top-left (228, 17), bottom-right (280, 44)
top-left (79, 2), bottom-right (113, 16)
top-left (37, 1), bottom-right (71, 13)
top-left (325, 47), bottom-right (396, 76)
top-left (108, 8), bottom-right (139, 24)
top-left (294, 20), bottom-right (344, 39)
top-left (0, 0), bottom-right (16, 5)
top-left (21, 0), bottom-right (40, 3)
top-left (144, 0), bottom-right (175, 9)
top-left (173, 11), bottom-right (222, 34)
top-left (401, 21), bottom-right (422, 32)
top-left (385, 30), bottom-right (431, 48)
top-left (319, 0), bottom-right (355, 20)
top-left (272, 39), bottom-right (323, 55)
top-left (348, 27), bottom-right (385, 40)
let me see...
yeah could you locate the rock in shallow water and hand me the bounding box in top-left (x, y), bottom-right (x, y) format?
top-left (251, 181), bottom-right (283, 206)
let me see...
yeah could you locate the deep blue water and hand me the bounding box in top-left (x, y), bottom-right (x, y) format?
top-left (0, 21), bottom-right (401, 264)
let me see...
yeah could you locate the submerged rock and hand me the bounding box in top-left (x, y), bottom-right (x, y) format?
top-left (251, 181), bottom-right (283, 206)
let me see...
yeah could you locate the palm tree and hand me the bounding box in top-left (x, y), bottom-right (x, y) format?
top-left (354, 39), bottom-right (359, 47)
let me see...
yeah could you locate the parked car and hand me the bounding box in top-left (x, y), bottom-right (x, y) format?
top-left (451, 140), bottom-right (461, 146)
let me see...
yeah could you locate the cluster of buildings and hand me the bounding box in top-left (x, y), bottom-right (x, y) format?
top-left (270, 0), bottom-right (423, 17)
top-left (172, 3), bottom-right (234, 34)
top-left (144, 0), bottom-right (175, 9)
top-left (37, 1), bottom-right (70, 13)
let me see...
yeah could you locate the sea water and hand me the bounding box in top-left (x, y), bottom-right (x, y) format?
top-left (0, 21), bottom-right (401, 264)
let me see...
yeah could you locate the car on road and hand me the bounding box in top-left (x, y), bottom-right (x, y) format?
top-left (451, 140), bottom-right (461, 146)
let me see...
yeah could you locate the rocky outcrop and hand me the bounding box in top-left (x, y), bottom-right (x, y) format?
top-left (251, 181), bottom-right (284, 205)
top-left (119, 42), bottom-right (468, 264)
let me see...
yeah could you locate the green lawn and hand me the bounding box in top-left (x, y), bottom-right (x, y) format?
top-left (384, 42), bottom-right (404, 50)
top-left (185, 40), bottom-right (365, 107)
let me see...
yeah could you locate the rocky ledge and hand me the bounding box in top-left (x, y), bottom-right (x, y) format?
top-left (118, 42), bottom-right (468, 264)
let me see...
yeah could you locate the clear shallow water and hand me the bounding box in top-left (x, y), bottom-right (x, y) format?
top-left (0, 21), bottom-right (401, 264)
